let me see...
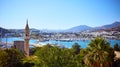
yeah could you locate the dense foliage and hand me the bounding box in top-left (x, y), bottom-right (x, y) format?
top-left (0, 48), bottom-right (23, 67)
top-left (0, 37), bottom-right (120, 67)
top-left (33, 44), bottom-right (83, 67)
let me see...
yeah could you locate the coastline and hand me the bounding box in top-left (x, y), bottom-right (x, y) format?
top-left (1, 37), bottom-right (120, 48)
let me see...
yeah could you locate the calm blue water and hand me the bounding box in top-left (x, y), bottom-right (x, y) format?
top-left (40, 40), bottom-right (90, 48)
top-left (1, 37), bottom-right (120, 48)
top-left (1, 37), bottom-right (37, 44)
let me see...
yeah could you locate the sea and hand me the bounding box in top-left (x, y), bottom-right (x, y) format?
top-left (1, 37), bottom-right (120, 48)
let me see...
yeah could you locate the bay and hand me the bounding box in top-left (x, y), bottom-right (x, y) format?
top-left (1, 37), bottom-right (120, 48)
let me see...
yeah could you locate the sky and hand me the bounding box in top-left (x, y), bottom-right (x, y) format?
top-left (0, 0), bottom-right (120, 30)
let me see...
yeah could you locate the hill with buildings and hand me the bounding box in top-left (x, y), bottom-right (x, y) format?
top-left (95, 22), bottom-right (120, 29)
top-left (0, 27), bottom-right (10, 37)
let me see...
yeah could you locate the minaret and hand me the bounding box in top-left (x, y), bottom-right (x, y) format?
top-left (24, 19), bottom-right (30, 57)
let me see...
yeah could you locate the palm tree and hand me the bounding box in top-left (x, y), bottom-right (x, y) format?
top-left (84, 37), bottom-right (114, 67)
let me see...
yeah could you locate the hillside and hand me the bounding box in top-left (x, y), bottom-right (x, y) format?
top-left (65, 25), bottom-right (93, 32)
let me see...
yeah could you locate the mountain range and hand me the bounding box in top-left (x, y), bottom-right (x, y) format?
top-left (65, 21), bottom-right (120, 32)
top-left (0, 21), bottom-right (120, 33)
top-left (95, 22), bottom-right (120, 29)
top-left (65, 25), bottom-right (93, 32)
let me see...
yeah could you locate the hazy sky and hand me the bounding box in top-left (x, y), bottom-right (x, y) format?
top-left (0, 0), bottom-right (120, 30)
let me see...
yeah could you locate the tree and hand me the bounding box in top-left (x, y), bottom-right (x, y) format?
top-left (22, 56), bottom-right (41, 67)
top-left (0, 49), bottom-right (8, 67)
top-left (72, 43), bottom-right (81, 54)
top-left (84, 37), bottom-right (114, 67)
top-left (34, 44), bottom-right (84, 67)
top-left (0, 48), bottom-right (23, 67)
top-left (114, 43), bottom-right (120, 51)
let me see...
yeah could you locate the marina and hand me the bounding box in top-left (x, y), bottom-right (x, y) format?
top-left (1, 37), bottom-right (120, 48)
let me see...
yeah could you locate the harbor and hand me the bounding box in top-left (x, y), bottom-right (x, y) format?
top-left (0, 37), bottom-right (120, 48)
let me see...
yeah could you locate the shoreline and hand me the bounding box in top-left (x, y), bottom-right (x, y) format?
top-left (1, 37), bottom-right (120, 48)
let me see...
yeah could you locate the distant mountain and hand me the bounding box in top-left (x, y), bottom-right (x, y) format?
top-left (30, 28), bottom-right (40, 32)
top-left (8, 28), bottom-right (40, 33)
top-left (96, 21), bottom-right (120, 29)
top-left (34, 22), bottom-right (120, 32)
top-left (64, 21), bottom-right (120, 32)
top-left (93, 26), bottom-right (120, 32)
top-left (65, 25), bottom-right (93, 32)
